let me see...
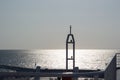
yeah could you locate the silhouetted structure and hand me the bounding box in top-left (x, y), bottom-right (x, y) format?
top-left (66, 25), bottom-right (75, 70)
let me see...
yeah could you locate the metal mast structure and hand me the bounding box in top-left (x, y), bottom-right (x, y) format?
top-left (66, 25), bottom-right (75, 70)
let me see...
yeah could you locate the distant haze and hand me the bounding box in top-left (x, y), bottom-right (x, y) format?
top-left (0, 0), bottom-right (120, 49)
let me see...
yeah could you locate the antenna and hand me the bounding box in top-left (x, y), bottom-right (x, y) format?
top-left (70, 25), bottom-right (72, 34)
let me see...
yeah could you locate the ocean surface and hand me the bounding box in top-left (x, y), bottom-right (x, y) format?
top-left (0, 49), bottom-right (120, 79)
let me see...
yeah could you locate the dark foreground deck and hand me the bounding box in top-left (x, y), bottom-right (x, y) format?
top-left (0, 71), bottom-right (104, 78)
top-left (0, 65), bottom-right (104, 79)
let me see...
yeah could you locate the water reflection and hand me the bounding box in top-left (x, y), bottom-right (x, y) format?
top-left (0, 49), bottom-right (118, 69)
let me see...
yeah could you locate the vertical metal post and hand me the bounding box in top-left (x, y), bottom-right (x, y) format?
top-left (66, 41), bottom-right (68, 69)
top-left (73, 41), bottom-right (75, 68)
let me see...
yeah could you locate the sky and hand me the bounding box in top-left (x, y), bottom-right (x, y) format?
top-left (0, 0), bottom-right (120, 49)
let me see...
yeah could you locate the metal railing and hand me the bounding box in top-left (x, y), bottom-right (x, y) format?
top-left (116, 53), bottom-right (120, 68)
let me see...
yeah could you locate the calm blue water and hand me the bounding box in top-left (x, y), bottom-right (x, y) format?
top-left (0, 49), bottom-right (119, 80)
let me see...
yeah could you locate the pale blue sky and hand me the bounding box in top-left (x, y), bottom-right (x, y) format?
top-left (0, 0), bottom-right (120, 49)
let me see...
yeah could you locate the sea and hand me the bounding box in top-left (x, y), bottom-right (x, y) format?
top-left (0, 49), bottom-right (120, 80)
